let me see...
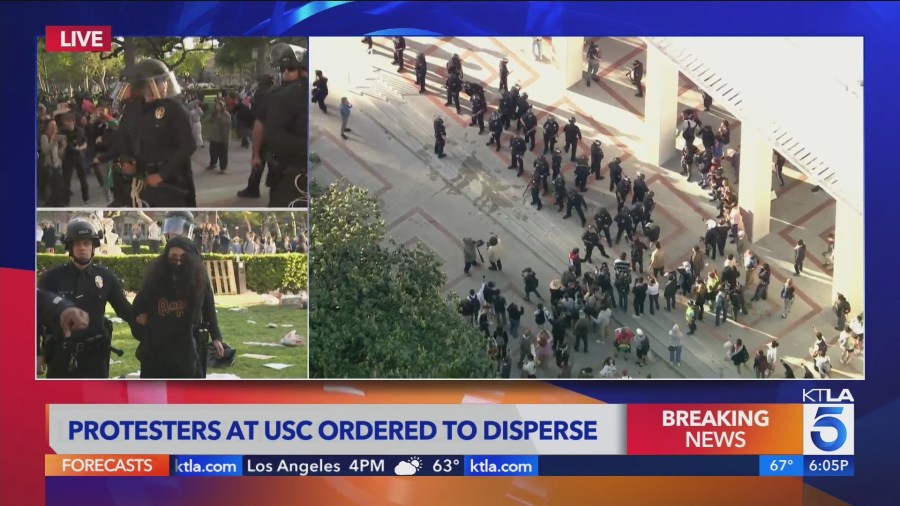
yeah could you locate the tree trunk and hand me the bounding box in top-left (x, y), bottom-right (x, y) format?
top-left (123, 38), bottom-right (136, 68)
top-left (255, 39), bottom-right (269, 79)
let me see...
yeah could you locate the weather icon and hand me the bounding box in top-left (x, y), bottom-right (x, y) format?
top-left (394, 457), bottom-right (422, 476)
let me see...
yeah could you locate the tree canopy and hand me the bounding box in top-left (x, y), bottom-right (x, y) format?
top-left (310, 182), bottom-right (497, 379)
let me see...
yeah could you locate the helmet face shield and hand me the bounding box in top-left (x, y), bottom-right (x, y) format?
top-left (109, 81), bottom-right (131, 111)
top-left (270, 43), bottom-right (307, 72)
top-left (163, 216), bottom-right (193, 237)
top-left (138, 70), bottom-right (182, 102)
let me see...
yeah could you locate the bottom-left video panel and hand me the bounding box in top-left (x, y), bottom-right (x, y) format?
top-left (36, 209), bottom-right (309, 380)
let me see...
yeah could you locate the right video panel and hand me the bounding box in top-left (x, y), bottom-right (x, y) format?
top-left (307, 36), bottom-right (864, 380)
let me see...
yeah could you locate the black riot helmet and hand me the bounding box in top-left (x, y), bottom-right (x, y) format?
top-left (111, 59), bottom-right (181, 108)
top-left (163, 210), bottom-right (195, 238)
top-left (270, 43), bottom-right (307, 72)
top-left (64, 219), bottom-right (101, 263)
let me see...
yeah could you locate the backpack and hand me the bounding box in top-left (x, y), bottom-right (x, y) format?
top-left (535, 310), bottom-right (546, 325)
top-left (682, 120), bottom-right (695, 140)
top-left (461, 298), bottom-right (474, 316)
top-left (615, 270), bottom-right (631, 289)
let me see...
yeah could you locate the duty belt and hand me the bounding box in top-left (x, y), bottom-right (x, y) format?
top-left (63, 333), bottom-right (124, 372)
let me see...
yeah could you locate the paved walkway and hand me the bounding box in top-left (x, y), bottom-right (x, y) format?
top-left (57, 140), bottom-right (265, 208)
top-left (310, 37), bottom-right (863, 379)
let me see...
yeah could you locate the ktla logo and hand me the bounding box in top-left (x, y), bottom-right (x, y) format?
top-left (802, 389), bottom-right (854, 456)
top-left (45, 26), bottom-right (111, 52)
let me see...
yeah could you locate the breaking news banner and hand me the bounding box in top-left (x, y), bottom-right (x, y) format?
top-left (44, 402), bottom-right (854, 478)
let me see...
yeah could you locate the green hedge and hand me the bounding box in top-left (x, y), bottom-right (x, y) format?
top-left (36, 253), bottom-right (308, 293)
top-left (48, 244), bottom-right (156, 255)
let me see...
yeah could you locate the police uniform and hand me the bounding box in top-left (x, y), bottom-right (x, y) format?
top-left (137, 97), bottom-right (197, 207)
top-left (543, 117), bottom-right (559, 154)
top-left (238, 77), bottom-right (275, 198)
top-left (445, 73), bottom-right (462, 113)
top-left (553, 175), bottom-right (567, 212)
top-left (99, 97), bottom-right (143, 206)
top-left (574, 158), bottom-right (590, 192)
top-left (487, 112), bottom-right (503, 150)
top-left (257, 77), bottom-right (308, 207)
top-left (522, 110), bottom-right (537, 150)
top-left (551, 149), bottom-right (563, 179)
top-left (529, 177), bottom-right (542, 210)
top-left (499, 59), bottom-right (510, 93)
top-left (608, 158), bottom-right (623, 192)
top-left (590, 141), bottom-right (605, 180)
top-left (434, 118), bottom-right (447, 158)
top-left (533, 156), bottom-right (550, 194)
top-left (470, 94), bottom-right (485, 133)
top-left (564, 189), bottom-right (587, 226)
top-left (500, 92), bottom-right (515, 130)
top-left (594, 208), bottom-right (614, 246)
top-left (415, 54), bottom-right (428, 93)
top-left (509, 135), bottom-right (526, 176)
top-left (563, 118), bottom-right (582, 162)
top-left (38, 222), bottom-right (133, 379)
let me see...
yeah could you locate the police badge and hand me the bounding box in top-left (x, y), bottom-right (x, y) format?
top-left (155, 106), bottom-right (165, 120)
top-left (95, 275), bottom-right (104, 289)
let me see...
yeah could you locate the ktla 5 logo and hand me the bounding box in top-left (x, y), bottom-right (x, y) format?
top-left (803, 404), bottom-right (854, 455)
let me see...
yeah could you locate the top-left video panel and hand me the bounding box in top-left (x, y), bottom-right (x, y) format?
top-left (37, 36), bottom-right (309, 209)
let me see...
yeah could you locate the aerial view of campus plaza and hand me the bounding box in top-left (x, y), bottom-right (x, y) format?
top-left (309, 36), bottom-right (863, 379)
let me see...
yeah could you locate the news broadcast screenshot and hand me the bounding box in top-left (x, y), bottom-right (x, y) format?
top-left (0, 2), bottom-right (893, 505)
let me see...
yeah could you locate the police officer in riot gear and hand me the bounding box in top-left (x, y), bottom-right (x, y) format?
top-left (543, 115), bottom-right (559, 154)
top-left (553, 174), bottom-right (567, 212)
top-left (126, 58), bottom-right (197, 207)
top-left (238, 74), bottom-right (277, 199)
top-left (594, 207), bottom-right (615, 247)
top-left (255, 42), bottom-right (309, 208)
top-left (487, 111), bottom-right (503, 150)
top-left (574, 156), bottom-right (590, 192)
top-left (633, 172), bottom-right (650, 205)
top-left (564, 188), bottom-right (587, 227)
top-left (533, 155), bottom-right (550, 194)
top-left (616, 174), bottom-right (632, 213)
top-left (563, 117), bottom-right (582, 162)
top-left (509, 134), bottom-right (527, 176)
top-left (515, 92), bottom-right (531, 132)
top-left (434, 117), bottom-right (447, 158)
top-left (608, 156), bottom-right (623, 192)
top-left (551, 147), bottom-right (563, 179)
top-left (445, 72), bottom-right (462, 114)
top-left (447, 53), bottom-right (463, 79)
top-left (499, 57), bottom-right (510, 93)
top-left (470, 91), bottom-right (486, 134)
top-left (415, 52), bottom-right (428, 93)
top-left (522, 108), bottom-right (538, 151)
top-left (499, 91), bottom-right (515, 130)
top-left (590, 140), bottom-right (605, 180)
top-left (38, 219), bottom-right (134, 378)
top-left (148, 211), bottom-right (225, 377)
top-left (528, 175), bottom-right (542, 210)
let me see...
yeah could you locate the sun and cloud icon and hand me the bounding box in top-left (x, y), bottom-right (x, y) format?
top-left (394, 457), bottom-right (422, 476)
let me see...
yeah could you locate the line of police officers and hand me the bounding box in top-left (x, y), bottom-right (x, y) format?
top-left (100, 42), bottom-right (308, 208)
top-left (37, 212), bottom-right (224, 379)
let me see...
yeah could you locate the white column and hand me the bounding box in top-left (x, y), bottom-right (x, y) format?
top-left (643, 44), bottom-right (679, 166)
top-left (736, 124), bottom-right (772, 242)
top-left (831, 200), bottom-right (864, 311)
top-left (553, 37), bottom-right (584, 89)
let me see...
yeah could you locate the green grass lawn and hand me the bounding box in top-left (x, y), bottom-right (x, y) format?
top-left (106, 293), bottom-right (308, 379)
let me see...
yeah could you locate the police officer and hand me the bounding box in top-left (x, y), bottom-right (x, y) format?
top-left (499, 57), bottom-right (510, 93)
top-left (616, 174), bottom-right (632, 213)
top-left (237, 74), bottom-right (277, 199)
top-left (499, 91), bottom-right (515, 130)
top-left (533, 155), bottom-right (550, 194)
top-left (470, 92), bottom-right (486, 134)
top-left (644, 220), bottom-right (661, 243)
top-left (522, 108), bottom-right (538, 150)
top-left (415, 52), bottom-right (428, 93)
top-left (487, 111), bottom-right (503, 150)
top-left (632, 172), bottom-right (649, 204)
top-left (447, 53), bottom-right (463, 79)
top-left (630, 59), bottom-right (644, 97)
top-left (128, 59), bottom-right (197, 207)
top-left (38, 219), bottom-right (134, 378)
top-left (392, 36), bottom-right (406, 72)
top-left (528, 176), bottom-right (543, 210)
top-left (255, 43), bottom-right (308, 208)
top-left (564, 188), bottom-right (587, 227)
top-left (643, 190), bottom-right (656, 221)
top-left (434, 117), bottom-right (447, 158)
top-left (445, 72), bottom-right (462, 114)
top-left (615, 207), bottom-right (634, 244)
top-left (509, 135), bottom-right (526, 176)
top-left (590, 140), bottom-right (605, 180)
top-left (156, 211), bottom-right (225, 377)
top-left (608, 156), bottom-right (623, 192)
top-left (515, 93), bottom-right (531, 132)
top-left (99, 66), bottom-right (148, 207)
top-left (594, 207), bottom-right (614, 247)
top-left (563, 117), bottom-right (582, 161)
top-left (543, 115), bottom-right (559, 154)
top-left (574, 156), bottom-right (590, 192)
top-left (553, 174), bottom-right (567, 212)
top-left (551, 147), bottom-right (563, 179)
top-left (582, 225), bottom-right (609, 263)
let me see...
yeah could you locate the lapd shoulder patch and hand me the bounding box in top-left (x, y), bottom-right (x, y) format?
top-left (155, 106), bottom-right (165, 120)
